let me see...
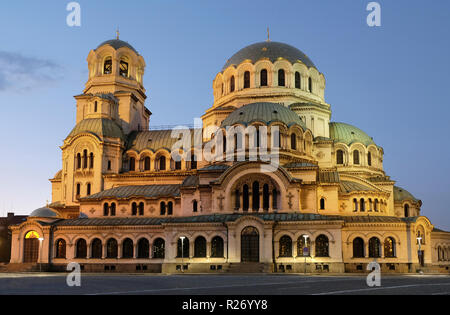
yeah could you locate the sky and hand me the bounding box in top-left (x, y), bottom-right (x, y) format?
top-left (0, 0), bottom-right (449, 230)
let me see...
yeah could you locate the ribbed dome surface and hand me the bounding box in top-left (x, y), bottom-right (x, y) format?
top-left (394, 186), bottom-right (419, 202)
top-left (30, 207), bottom-right (59, 218)
top-left (329, 122), bottom-right (375, 146)
top-left (68, 118), bottom-right (124, 141)
top-left (221, 102), bottom-right (307, 129)
top-left (222, 41), bottom-right (316, 71)
top-left (96, 39), bottom-right (139, 54)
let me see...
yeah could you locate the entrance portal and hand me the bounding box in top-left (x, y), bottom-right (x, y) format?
top-left (23, 231), bottom-right (40, 263)
top-left (241, 226), bottom-right (259, 262)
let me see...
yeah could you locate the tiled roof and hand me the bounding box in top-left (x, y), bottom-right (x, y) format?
top-left (181, 175), bottom-right (199, 187)
top-left (318, 171), bottom-right (340, 183)
top-left (51, 213), bottom-right (417, 227)
top-left (199, 164), bottom-right (230, 171)
top-left (127, 129), bottom-right (202, 152)
top-left (221, 102), bottom-right (307, 129)
top-left (329, 122), bottom-right (375, 147)
top-left (339, 181), bottom-right (375, 193)
top-left (284, 162), bottom-right (318, 169)
top-left (67, 118), bottom-right (125, 141)
top-left (82, 185), bottom-right (181, 201)
top-left (222, 41), bottom-right (317, 71)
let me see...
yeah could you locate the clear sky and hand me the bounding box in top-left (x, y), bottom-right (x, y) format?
top-left (0, 0), bottom-right (449, 230)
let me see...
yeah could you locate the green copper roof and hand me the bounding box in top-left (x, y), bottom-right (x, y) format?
top-left (82, 185), bottom-right (181, 201)
top-left (393, 186), bottom-right (419, 203)
top-left (329, 122), bottom-right (375, 147)
top-left (221, 102), bottom-right (307, 129)
top-left (127, 129), bottom-right (202, 152)
top-left (96, 39), bottom-right (139, 55)
top-left (30, 207), bottom-right (59, 218)
top-left (68, 118), bottom-right (125, 141)
top-left (339, 181), bottom-right (376, 193)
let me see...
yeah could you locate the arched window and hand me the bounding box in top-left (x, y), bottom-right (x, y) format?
top-left (131, 202), bottom-right (138, 216)
top-left (144, 157), bottom-right (151, 171)
top-left (272, 129), bottom-right (280, 148)
top-left (291, 134), bottom-right (297, 150)
top-left (368, 152), bottom-right (372, 166)
top-left (91, 238), bottom-right (102, 259)
top-left (320, 198), bottom-right (325, 210)
top-left (278, 69), bottom-right (285, 86)
top-left (76, 183), bottom-right (81, 197)
top-left (175, 160), bottom-right (182, 170)
top-left (263, 184), bottom-right (270, 211)
top-left (374, 199), bottom-right (379, 212)
top-left (360, 198), bottom-right (365, 212)
top-left (230, 76), bottom-right (235, 92)
top-left (252, 181), bottom-right (260, 211)
top-left (190, 154), bottom-right (197, 170)
top-left (137, 238), bottom-right (149, 258)
top-left (353, 237), bottom-right (365, 258)
top-left (243, 185), bottom-right (249, 212)
top-left (129, 157), bottom-right (136, 171)
top-left (122, 238), bottom-right (134, 258)
top-left (153, 238), bottom-right (165, 259)
top-left (103, 203), bottom-right (109, 216)
top-left (384, 237), bottom-right (396, 258)
top-left (279, 235), bottom-right (293, 257)
top-left (94, 101), bottom-right (98, 112)
top-left (211, 236), bottom-right (224, 258)
top-left (177, 238), bottom-right (190, 258)
top-left (106, 239), bottom-right (118, 258)
top-left (404, 204), bottom-right (410, 218)
top-left (76, 153), bottom-right (82, 169)
top-left (167, 202), bottom-right (173, 215)
top-left (295, 71), bottom-right (301, 89)
top-left (89, 153), bottom-right (94, 169)
top-left (139, 202), bottom-right (144, 216)
top-left (315, 235), bottom-right (329, 257)
top-left (75, 239), bottom-right (87, 258)
top-left (55, 239), bottom-right (66, 258)
top-left (193, 200), bottom-right (198, 213)
top-left (87, 183), bottom-right (91, 196)
top-left (103, 57), bottom-right (112, 74)
top-left (260, 69), bottom-right (268, 86)
top-left (353, 199), bottom-right (358, 212)
top-left (336, 150), bottom-right (344, 165)
top-left (159, 156), bottom-right (166, 171)
top-left (272, 189), bottom-right (278, 209)
top-left (244, 71), bottom-right (250, 89)
top-left (119, 59), bottom-right (129, 77)
top-left (107, 160), bottom-right (112, 171)
top-left (83, 150), bottom-right (88, 169)
top-left (438, 246), bottom-right (442, 261)
top-left (194, 236), bottom-right (207, 258)
top-left (297, 235), bottom-right (311, 257)
top-left (254, 128), bottom-right (260, 148)
top-left (160, 202), bottom-right (166, 215)
top-left (369, 237), bottom-right (381, 258)
top-left (353, 150), bottom-right (360, 165)
top-left (308, 77), bottom-right (313, 92)
top-left (110, 203), bottom-right (116, 216)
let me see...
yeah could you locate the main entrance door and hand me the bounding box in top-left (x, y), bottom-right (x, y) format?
top-left (241, 226), bottom-right (259, 262)
top-left (23, 231), bottom-right (40, 263)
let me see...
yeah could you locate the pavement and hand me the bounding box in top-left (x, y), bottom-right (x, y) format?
top-left (0, 273), bottom-right (449, 295)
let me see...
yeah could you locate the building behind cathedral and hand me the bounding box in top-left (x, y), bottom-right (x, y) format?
top-left (8, 36), bottom-right (450, 273)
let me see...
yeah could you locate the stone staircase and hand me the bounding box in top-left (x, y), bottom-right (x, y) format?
top-left (226, 263), bottom-right (272, 274)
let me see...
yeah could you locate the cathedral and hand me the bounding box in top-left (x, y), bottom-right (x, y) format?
top-left (9, 35), bottom-right (450, 273)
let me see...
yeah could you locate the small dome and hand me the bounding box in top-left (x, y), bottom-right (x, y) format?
top-left (394, 186), bottom-right (419, 203)
top-left (30, 207), bottom-right (59, 218)
top-left (221, 102), bottom-right (307, 129)
top-left (222, 41), bottom-right (316, 72)
top-left (67, 118), bottom-right (125, 141)
top-left (96, 39), bottom-right (139, 55)
top-left (329, 122), bottom-right (375, 147)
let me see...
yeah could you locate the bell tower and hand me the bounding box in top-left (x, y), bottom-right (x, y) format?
top-left (76, 35), bottom-right (151, 134)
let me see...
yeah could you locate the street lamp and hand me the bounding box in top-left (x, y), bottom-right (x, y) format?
top-left (180, 236), bottom-right (186, 273)
top-left (38, 237), bottom-right (44, 273)
top-left (303, 235), bottom-right (309, 274)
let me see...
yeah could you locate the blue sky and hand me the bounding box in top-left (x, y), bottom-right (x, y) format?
top-left (0, 0), bottom-right (449, 230)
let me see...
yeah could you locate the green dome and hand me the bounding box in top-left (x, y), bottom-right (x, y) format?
top-left (394, 186), bottom-right (419, 203)
top-left (96, 39), bottom-right (139, 55)
top-left (68, 118), bottom-right (125, 141)
top-left (30, 207), bottom-right (59, 218)
top-left (329, 122), bottom-right (375, 146)
top-left (221, 102), bottom-right (307, 129)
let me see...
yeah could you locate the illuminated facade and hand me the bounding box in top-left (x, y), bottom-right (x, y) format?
top-left (9, 37), bottom-right (450, 273)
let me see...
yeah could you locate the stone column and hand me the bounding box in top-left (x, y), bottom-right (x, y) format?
top-left (134, 243), bottom-right (138, 259)
top-left (118, 243), bottom-right (123, 259)
top-left (259, 191), bottom-right (263, 212)
top-left (269, 193), bottom-right (273, 212)
top-left (206, 241), bottom-right (211, 259)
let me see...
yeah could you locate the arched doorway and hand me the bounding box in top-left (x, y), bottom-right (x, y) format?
top-left (241, 226), bottom-right (259, 262)
top-left (23, 231), bottom-right (40, 263)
